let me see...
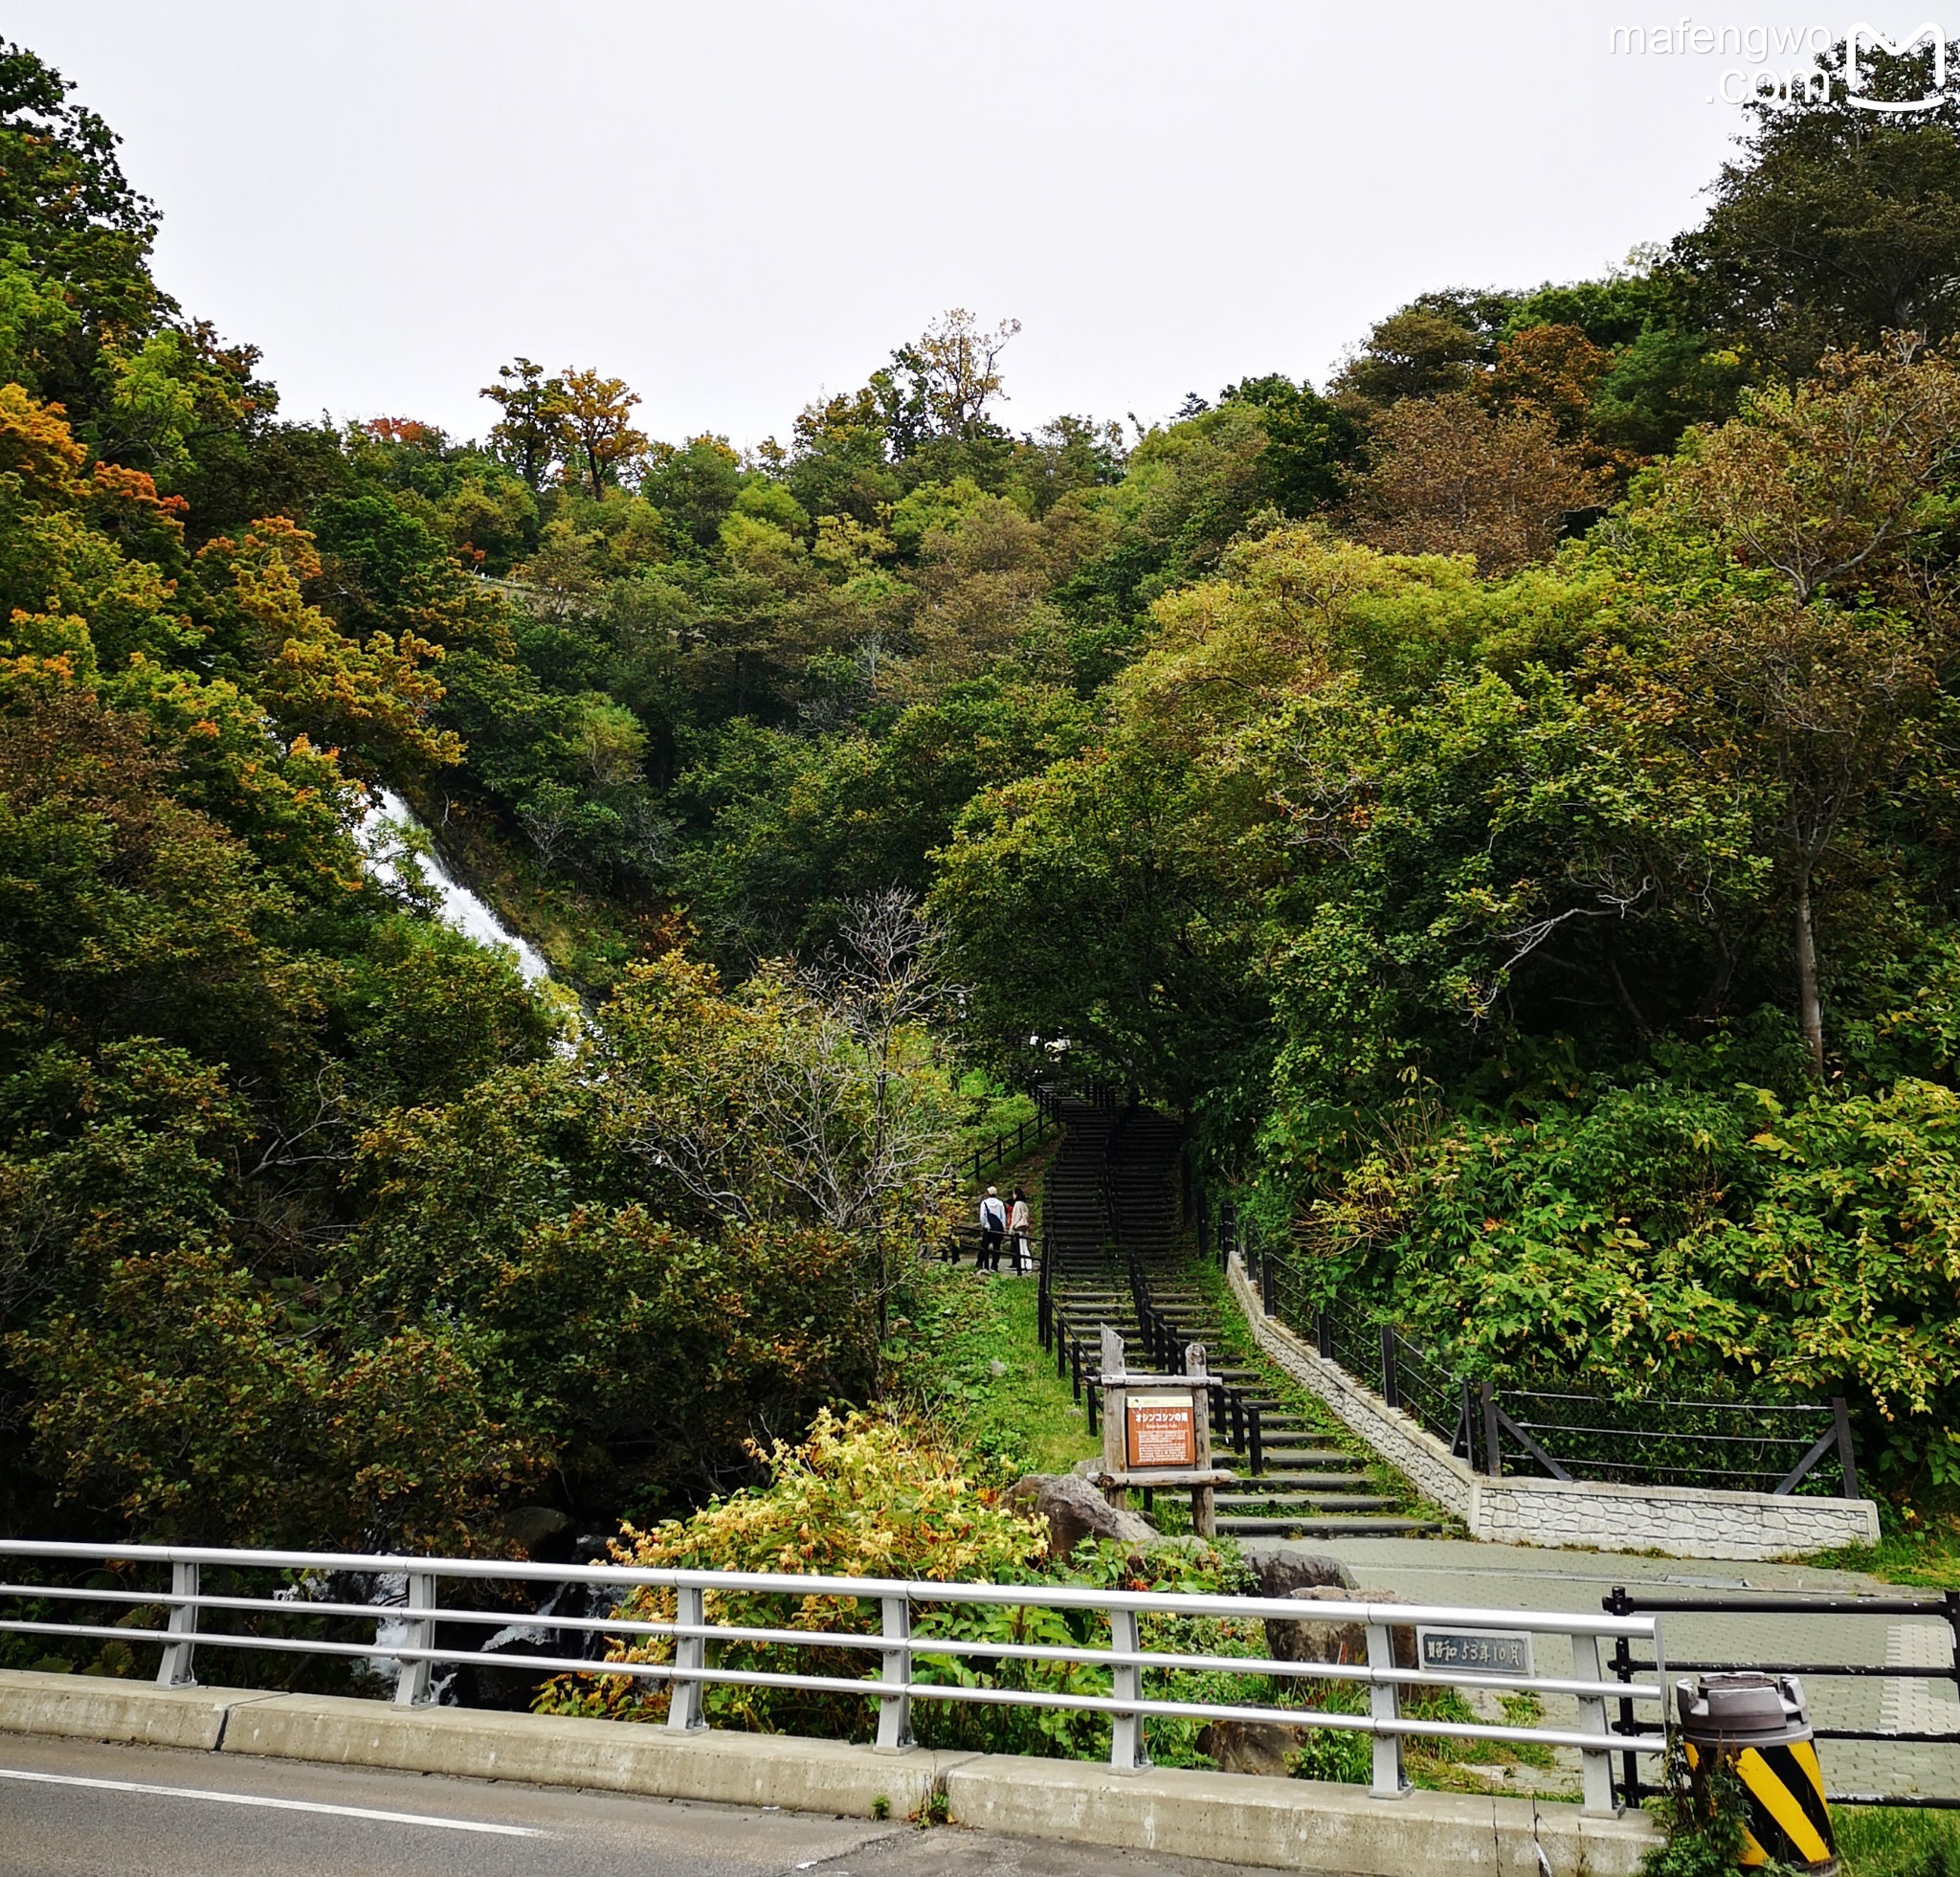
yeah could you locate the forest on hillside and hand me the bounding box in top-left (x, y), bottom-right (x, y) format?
top-left (6, 31), bottom-right (1960, 1553)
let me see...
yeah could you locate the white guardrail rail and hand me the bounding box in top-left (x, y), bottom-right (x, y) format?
top-left (0, 1539), bottom-right (1669, 1814)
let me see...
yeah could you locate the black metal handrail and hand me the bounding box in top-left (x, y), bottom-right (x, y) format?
top-left (963, 1088), bottom-right (1057, 1188)
top-left (1229, 1223), bottom-right (1860, 1499)
top-left (1603, 1585), bottom-right (1960, 1812)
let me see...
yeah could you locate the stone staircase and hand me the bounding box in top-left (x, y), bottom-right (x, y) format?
top-left (1040, 1091), bottom-right (1435, 1540)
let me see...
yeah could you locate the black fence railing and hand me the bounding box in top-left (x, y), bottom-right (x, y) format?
top-left (940, 1224), bottom-right (1041, 1275)
top-left (1035, 1239), bottom-right (1101, 1438)
top-left (1604, 1586), bottom-right (1960, 1811)
top-left (1211, 1195), bottom-right (1860, 1500)
top-left (961, 1089), bottom-right (1058, 1189)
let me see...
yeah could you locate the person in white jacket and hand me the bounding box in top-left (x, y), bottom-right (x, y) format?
top-left (977, 1186), bottom-right (1007, 1269)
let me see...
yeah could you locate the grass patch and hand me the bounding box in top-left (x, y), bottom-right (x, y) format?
top-left (887, 1262), bottom-right (1099, 1484)
top-left (1815, 1514), bottom-right (1960, 1590)
top-left (1835, 1804), bottom-right (1960, 1876)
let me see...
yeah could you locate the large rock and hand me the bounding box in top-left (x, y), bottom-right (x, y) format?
top-left (1009, 1474), bottom-right (1158, 1559)
top-left (1196, 1718), bottom-right (1307, 1777)
top-left (1248, 1551), bottom-right (1356, 1598)
top-left (1265, 1585), bottom-right (1415, 1670)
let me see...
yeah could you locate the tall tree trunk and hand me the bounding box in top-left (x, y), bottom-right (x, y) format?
top-left (1793, 870), bottom-right (1825, 1076)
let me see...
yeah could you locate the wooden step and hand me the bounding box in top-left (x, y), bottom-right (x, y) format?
top-left (1231, 1457), bottom-right (1356, 1473)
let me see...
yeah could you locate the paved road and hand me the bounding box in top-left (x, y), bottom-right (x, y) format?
top-left (1261, 1535), bottom-right (1959, 1801)
top-left (0, 1734), bottom-right (1306, 1877)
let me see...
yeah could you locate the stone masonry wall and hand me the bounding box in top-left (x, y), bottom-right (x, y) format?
top-left (1226, 1258), bottom-right (1881, 1560)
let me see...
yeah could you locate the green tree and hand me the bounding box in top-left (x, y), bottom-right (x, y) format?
top-left (481, 357), bottom-right (570, 492)
top-left (1677, 37), bottom-right (1960, 373)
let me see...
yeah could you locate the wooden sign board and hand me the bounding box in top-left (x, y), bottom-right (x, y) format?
top-left (1125, 1391), bottom-right (1198, 1469)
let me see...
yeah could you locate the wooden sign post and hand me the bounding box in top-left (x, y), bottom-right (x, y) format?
top-left (1095, 1326), bottom-right (1235, 1537)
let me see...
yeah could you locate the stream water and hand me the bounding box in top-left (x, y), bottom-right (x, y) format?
top-left (358, 790), bottom-right (552, 984)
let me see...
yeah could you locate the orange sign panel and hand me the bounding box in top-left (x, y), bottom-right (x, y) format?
top-left (1125, 1391), bottom-right (1197, 1469)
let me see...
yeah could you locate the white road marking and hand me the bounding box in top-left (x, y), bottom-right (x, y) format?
top-left (0, 1765), bottom-right (544, 1837)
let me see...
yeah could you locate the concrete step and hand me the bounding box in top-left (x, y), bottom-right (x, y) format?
top-left (1216, 1472), bottom-right (1370, 1491)
top-left (1222, 1457), bottom-right (1364, 1473)
top-left (1216, 1515), bottom-right (1440, 1538)
top-left (1215, 1493), bottom-right (1400, 1512)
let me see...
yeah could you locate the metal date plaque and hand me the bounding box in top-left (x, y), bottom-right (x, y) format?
top-left (1415, 1626), bottom-right (1534, 1675)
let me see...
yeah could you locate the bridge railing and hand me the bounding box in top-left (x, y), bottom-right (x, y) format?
top-left (0, 1537), bottom-right (1666, 1809)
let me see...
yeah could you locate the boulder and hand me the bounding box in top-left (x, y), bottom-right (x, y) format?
top-left (1196, 1718), bottom-right (1307, 1777)
top-left (1008, 1474), bottom-right (1158, 1559)
top-left (1248, 1551), bottom-right (1356, 1598)
top-left (1265, 1585), bottom-right (1415, 1670)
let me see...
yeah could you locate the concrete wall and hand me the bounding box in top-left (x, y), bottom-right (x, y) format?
top-left (1226, 1258), bottom-right (1881, 1560)
top-left (0, 1669), bottom-right (1660, 1877)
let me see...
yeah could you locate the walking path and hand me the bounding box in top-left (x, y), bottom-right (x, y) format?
top-left (1025, 1094), bottom-right (1958, 1804)
top-left (1039, 1094), bottom-right (1434, 1538)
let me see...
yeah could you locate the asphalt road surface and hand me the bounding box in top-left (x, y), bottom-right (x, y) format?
top-left (0, 1734), bottom-right (1307, 1877)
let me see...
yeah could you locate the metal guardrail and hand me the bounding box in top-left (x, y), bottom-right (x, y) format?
top-left (0, 1539), bottom-right (1667, 1809)
top-left (941, 1225), bottom-right (1041, 1275)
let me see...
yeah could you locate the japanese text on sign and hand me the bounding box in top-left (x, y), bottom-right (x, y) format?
top-left (1415, 1627), bottom-right (1534, 1676)
top-left (1125, 1392), bottom-right (1197, 1468)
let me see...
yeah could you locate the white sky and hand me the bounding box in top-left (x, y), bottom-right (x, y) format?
top-left (7, 2), bottom-right (1928, 450)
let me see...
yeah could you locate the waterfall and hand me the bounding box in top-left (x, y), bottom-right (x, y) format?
top-left (358, 790), bottom-right (552, 984)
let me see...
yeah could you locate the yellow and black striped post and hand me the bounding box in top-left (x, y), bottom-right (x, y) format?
top-left (1682, 1734), bottom-right (1837, 1870)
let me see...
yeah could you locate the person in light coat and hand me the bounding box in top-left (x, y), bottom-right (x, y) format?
top-left (1008, 1187), bottom-right (1033, 1274)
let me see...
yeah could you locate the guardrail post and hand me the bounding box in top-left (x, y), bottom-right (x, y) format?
top-left (392, 1570), bottom-right (436, 1706)
top-left (1480, 1381), bottom-right (1503, 1477)
top-left (1605, 1587), bottom-right (1641, 1807)
top-left (1261, 1250), bottom-right (1278, 1317)
top-left (1249, 1403), bottom-right (1264, 1476)
top-left (156, 1560), bottom-right (198, 1687)
top-left (1379, 1326), bottom-right (1400, 1411)
top-left (1315, 1307), bottom-right (1332, 1358)
top-left (876, 1594), bottom-right (914, 1752)
top-left (1109, 1608), bottom-right (1147, 1769)
top-left (1570, 1629), bottom-right (1617, 1815)
top-left (667, 1584), bottom-right (706, 1730)
top-left (1945, 1589), bottom-right (1960, 1733)
top-left (1365, 1618), bottom-right (1406, 1798)
top-left (1833, 1397), bottom-right (1860, 1498)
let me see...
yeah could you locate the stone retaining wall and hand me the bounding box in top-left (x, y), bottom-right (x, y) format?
top-left (1226, 1258), bottom-right (1881, 1560)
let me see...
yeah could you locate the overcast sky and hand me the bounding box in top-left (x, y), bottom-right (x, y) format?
top-left (7, 3), bottom-right (1925, 450)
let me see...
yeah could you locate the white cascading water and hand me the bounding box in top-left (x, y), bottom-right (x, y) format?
top-left (358, 789), bottom-right (551, 984)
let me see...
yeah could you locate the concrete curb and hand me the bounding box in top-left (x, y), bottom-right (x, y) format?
top-left (0, 1670), bottom-right (1660, 1874)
